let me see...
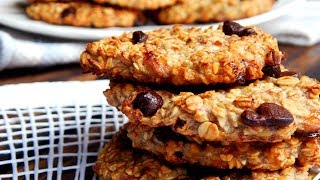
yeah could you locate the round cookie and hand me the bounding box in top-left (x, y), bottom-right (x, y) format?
top-left (26, 2), bottom-right (146, 27)
top-left (81, 22), bottom-right (285, 86)
top-left (157, 0), bottom-right (275, 24)
top-left (92, 0), bottom-right (178, 10)
top-left (94, 125), bottom-right (314, 179)
top-left (127, 124), bottom-right (320, 171)
top-left (104, 75), bottom-right (320, 143)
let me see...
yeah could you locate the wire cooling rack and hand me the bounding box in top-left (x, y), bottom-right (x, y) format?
top-left (0, 80), bottom-right (127, 180)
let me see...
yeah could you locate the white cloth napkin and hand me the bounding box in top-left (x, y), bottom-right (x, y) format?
top-left (0, 26), bottom-right (86, 71)
top-left (260, 0), bottom-right (320, 46)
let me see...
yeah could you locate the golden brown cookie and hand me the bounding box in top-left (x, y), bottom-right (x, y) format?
top-left (92, 0), bottom-right (178, 10)
top-left (94, 125), bottom-right (314, 179)
top-left (127, 123), bottom-right (320, 171)
top-left (157, 0), bottom-right (275, 24)
top-left (81, 23), bottom-right (285, 86)
top-left (26, 2), bottom-right (145, 27)
top-left (105, 75), bottom-right (320, 143)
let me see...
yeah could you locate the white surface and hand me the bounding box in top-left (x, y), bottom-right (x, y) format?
top-left (0, 0), bottom-right (304, 40)
top-left (0, 80), bottom-right (109, 109)
top-left (260, 1), bottom-right (320, 46)
top-left (0, 29), bottom-right (86, 71)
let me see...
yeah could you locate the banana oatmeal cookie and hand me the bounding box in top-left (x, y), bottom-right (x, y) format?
top-left (26, 2), bottom-right (145, 27)
top-left (157, 0), bottom-right (275, 24)
top-left (94, 125), bottom-right (314, 179)
top-left (127, 124), bottom-right (320, 171)
top-left (105, 75), bottom-right (320, 143)
top-left (93, 125), bottom-right (188, 179)
top-left (81, 23), bottom-right (285, 86)
top-left (92, 0), bottom-right (178, 10)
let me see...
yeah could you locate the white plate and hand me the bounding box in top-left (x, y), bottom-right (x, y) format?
top-left (0, 0), bottom-right (305, 40)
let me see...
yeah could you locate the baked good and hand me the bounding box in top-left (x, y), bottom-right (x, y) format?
top-left (157, 0), bottom-right (275, 24)
top-left (92, 0), bottom-right (178, 10)
top-left (81, 23), bottom-right (285, 86)
top-left (94, 125), bottom-right (314, 179)
top-left (105, 75), bottom-right (320, 143)
top-left (26, 2), bottom-right (145, 27)
top-left (93, 125), bottom-right (188, 179)
top-left (127, 124), bottom-right (320, 170)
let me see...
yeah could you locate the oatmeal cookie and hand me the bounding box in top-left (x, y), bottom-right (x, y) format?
top-left (127, 124), bottom-right (320, 171)
top-left (81, 23), bottom-right (285, 85)
top-left (93, 125), bottom-right (188, 179)
top-left (105, 75), bottom-right (320, 143)
top-left (94, 125), bottom-right (313, 179)
top-left (26, 2), bottom-right (145, 27)
top-left (92, 0), bottom-right (178, 10)
top-left (157, 0), bottom-right (275, 24)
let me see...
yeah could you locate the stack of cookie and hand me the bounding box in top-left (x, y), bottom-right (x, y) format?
top-left (80, 21), bottom-right (320, 179)
top-left (25, 0), bottom-right (275, 27)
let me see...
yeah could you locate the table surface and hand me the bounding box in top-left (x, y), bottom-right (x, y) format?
top-left (0, 43), bottom-right (319, 85)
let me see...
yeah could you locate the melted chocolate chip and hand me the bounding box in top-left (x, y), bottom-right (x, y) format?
top-left (133, 90), bottom-right (163, 117)
top-left (132, 31), bottom-right (148, 44)
top-left (241, 103), bottom-right (294, 128)
top-left (61, 7), bottom-right (76, 18)
top-left (222, 21), bottom-right (257, 37)
top-left (280, 71), bottom-right (301, 78)
top-left (262, 65), bottom-right (281, 78)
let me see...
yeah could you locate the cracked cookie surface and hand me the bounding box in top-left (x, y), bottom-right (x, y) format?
top-left (81, 25), bottom-right (284, 85)
top-left (105, 75), bottom-right (320, 143)
top-left (26, 2), bottom-right (145, 27)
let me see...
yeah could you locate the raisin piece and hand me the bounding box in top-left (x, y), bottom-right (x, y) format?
top-left (222, 21), bottom-right (256, 37)
top-left (262, 65), bottom-right (281, 78)
top-left (241, 103), bottom-right (294, 128)
top-left (133, 90), bottom-right (163, 116)
top-left (132, 31), bottom-right (148, 44)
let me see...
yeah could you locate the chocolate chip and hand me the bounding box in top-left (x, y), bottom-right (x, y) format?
top-left (222, 21), bottom-right (257, 37)
top-left (262, 65), bottom-right (281, 78)
top-left (132, 31), bottom-right (148, 44)
top-left (61, 7), bottom-right (76, 18)
top-left (241, 103), bottom-right (294, 128)
top-left (280, 71), bottom-right (301, 78)
top-left (133, 90), bottom-right (163, 117)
